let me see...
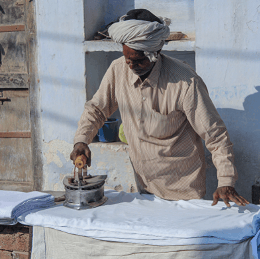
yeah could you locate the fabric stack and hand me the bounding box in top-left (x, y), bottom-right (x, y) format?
top-left (0, 190), bottom-right (55, 225)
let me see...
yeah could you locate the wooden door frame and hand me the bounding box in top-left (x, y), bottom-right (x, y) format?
top-left (25, 0), bottom-right (43, 191)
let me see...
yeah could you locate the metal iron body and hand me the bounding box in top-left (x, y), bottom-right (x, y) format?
top-left (63, 175), bottom-right (107, 210)
top-left (63, 155), bottom-right (108, 210)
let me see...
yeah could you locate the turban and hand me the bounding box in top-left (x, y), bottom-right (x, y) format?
top-left (108, 15), bottom-right (170, 62)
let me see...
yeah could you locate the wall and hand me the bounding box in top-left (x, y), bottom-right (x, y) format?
top-left (87, 143), bottom-right (136, 193)
top-left (35, 0), bottom-right (86, 190)
top-left (0, 224), bottom-right (32, 259)
top-left (195, 0), bottom-right (260, 201)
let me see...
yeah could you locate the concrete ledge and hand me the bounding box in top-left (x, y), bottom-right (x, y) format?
top-left (90, 141), bottom-right (129, 151)
top-left (83, 39), bottom-right (196, 52)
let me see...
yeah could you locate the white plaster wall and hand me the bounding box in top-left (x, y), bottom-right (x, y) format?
top-left (87, 143), bottom-right (136, 193)
top-left (195, 0), bottom-right (260, 201)
top-left (35, 0), bottom-right (86, 190)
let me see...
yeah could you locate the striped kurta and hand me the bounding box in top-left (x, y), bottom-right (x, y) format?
top-left (74, 54), bottom-right (238, 200)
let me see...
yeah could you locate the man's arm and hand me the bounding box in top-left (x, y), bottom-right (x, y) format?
top-left (183, 76), bottom-right (249, 206)
top-left (70, 64), bottom-right (118, 164)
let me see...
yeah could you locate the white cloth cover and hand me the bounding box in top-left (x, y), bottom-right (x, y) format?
top-left (18, 190), bottom-right (260, 255)
top-left (31, 226), bottom-right (254, 259)
top-left (108, 19), bottom-right (170, 62)
top-left (0, 190), bottom-right (55, 225)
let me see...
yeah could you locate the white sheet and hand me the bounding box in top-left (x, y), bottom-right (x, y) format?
top-left (18, 190), bottom-right (260, 249)
top-left (0, 190), bottom-right (55, 225)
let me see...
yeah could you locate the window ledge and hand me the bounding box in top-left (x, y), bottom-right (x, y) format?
top-left (89, 141), bottom-right (129, 152)
top-left (83, 39), bottom-right (195, 52)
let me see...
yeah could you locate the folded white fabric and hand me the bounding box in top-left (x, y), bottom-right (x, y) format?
top-left (0, 190), bottom-right (55, 225)
top-left (18, 190), bottom-right (260, 248)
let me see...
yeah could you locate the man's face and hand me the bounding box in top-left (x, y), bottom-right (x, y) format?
top-left (123, 44), bottom-right (155, 76)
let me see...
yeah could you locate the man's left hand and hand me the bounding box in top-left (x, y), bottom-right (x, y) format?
top-left (212, 186), bottom-right (250, 207)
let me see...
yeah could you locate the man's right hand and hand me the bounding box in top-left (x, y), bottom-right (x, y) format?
top-left (70, 142), bottom-right (91, 167)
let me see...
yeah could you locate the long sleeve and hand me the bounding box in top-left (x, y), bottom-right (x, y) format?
top-left (74, 63), bottom-right (118, 145)
top-left (183, 76), bottom-right (238, 187)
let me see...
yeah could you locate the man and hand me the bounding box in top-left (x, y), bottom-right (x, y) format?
top-left (70, 9), bottom-right (249, 207)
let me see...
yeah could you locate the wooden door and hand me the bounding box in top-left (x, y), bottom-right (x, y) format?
top-left (0, 0), bottom-right (38, 191)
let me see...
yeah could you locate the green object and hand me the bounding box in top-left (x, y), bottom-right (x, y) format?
top-left (119, 123), bottom-right (128, 144)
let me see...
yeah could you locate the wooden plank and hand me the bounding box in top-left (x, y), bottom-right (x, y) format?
top-left (0, 181), bottom-right (33, 192)
top-left (26, 0), bottom-right (43, 191)
top-left (0, 0), bottom-right (25, 25)
top-left (0, 31), bottom-right (27, 73)
top-left (0, 132), bottom-right (31, 138)
top-left (0, 25), bottom-right (25, 32)
top-left (0, 73), bottom-right (29, 88)
top-left (0, 89), bottom-right (30, 132)
top-left (0, 138), bottom-right (33, 183)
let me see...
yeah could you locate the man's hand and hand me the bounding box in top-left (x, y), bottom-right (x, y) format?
top-left (212, 186), bottom-right (249, 207)
top-left (70, 142), bottom-right (91, 167)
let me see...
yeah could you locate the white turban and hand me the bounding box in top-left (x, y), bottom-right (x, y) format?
top-left (108, 15), bottom-right (170, 62)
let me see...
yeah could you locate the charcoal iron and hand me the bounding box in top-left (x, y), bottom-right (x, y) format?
top-left (63, 155), bottom-right (107, 210)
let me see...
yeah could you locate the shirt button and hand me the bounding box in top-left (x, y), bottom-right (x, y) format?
top-left (142, 97), bottom-right (146, 101)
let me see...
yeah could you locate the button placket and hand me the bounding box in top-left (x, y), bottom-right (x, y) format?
top-left (140, 86), bottom-right (150, 127)
top-left (139, 87), bottom-right (146, 139)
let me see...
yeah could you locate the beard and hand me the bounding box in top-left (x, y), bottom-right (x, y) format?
top-left (131, 64), bottom-right (155, 76)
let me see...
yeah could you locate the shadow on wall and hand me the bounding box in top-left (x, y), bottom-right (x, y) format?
top-left (105, 0), bottom-right (135, 25)
top-left (204, 86), bottom-right (260, 202)
top-left (42, 110), bottom-right (79, 127)
top-left (84, 0), bottom-right (135, 40)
